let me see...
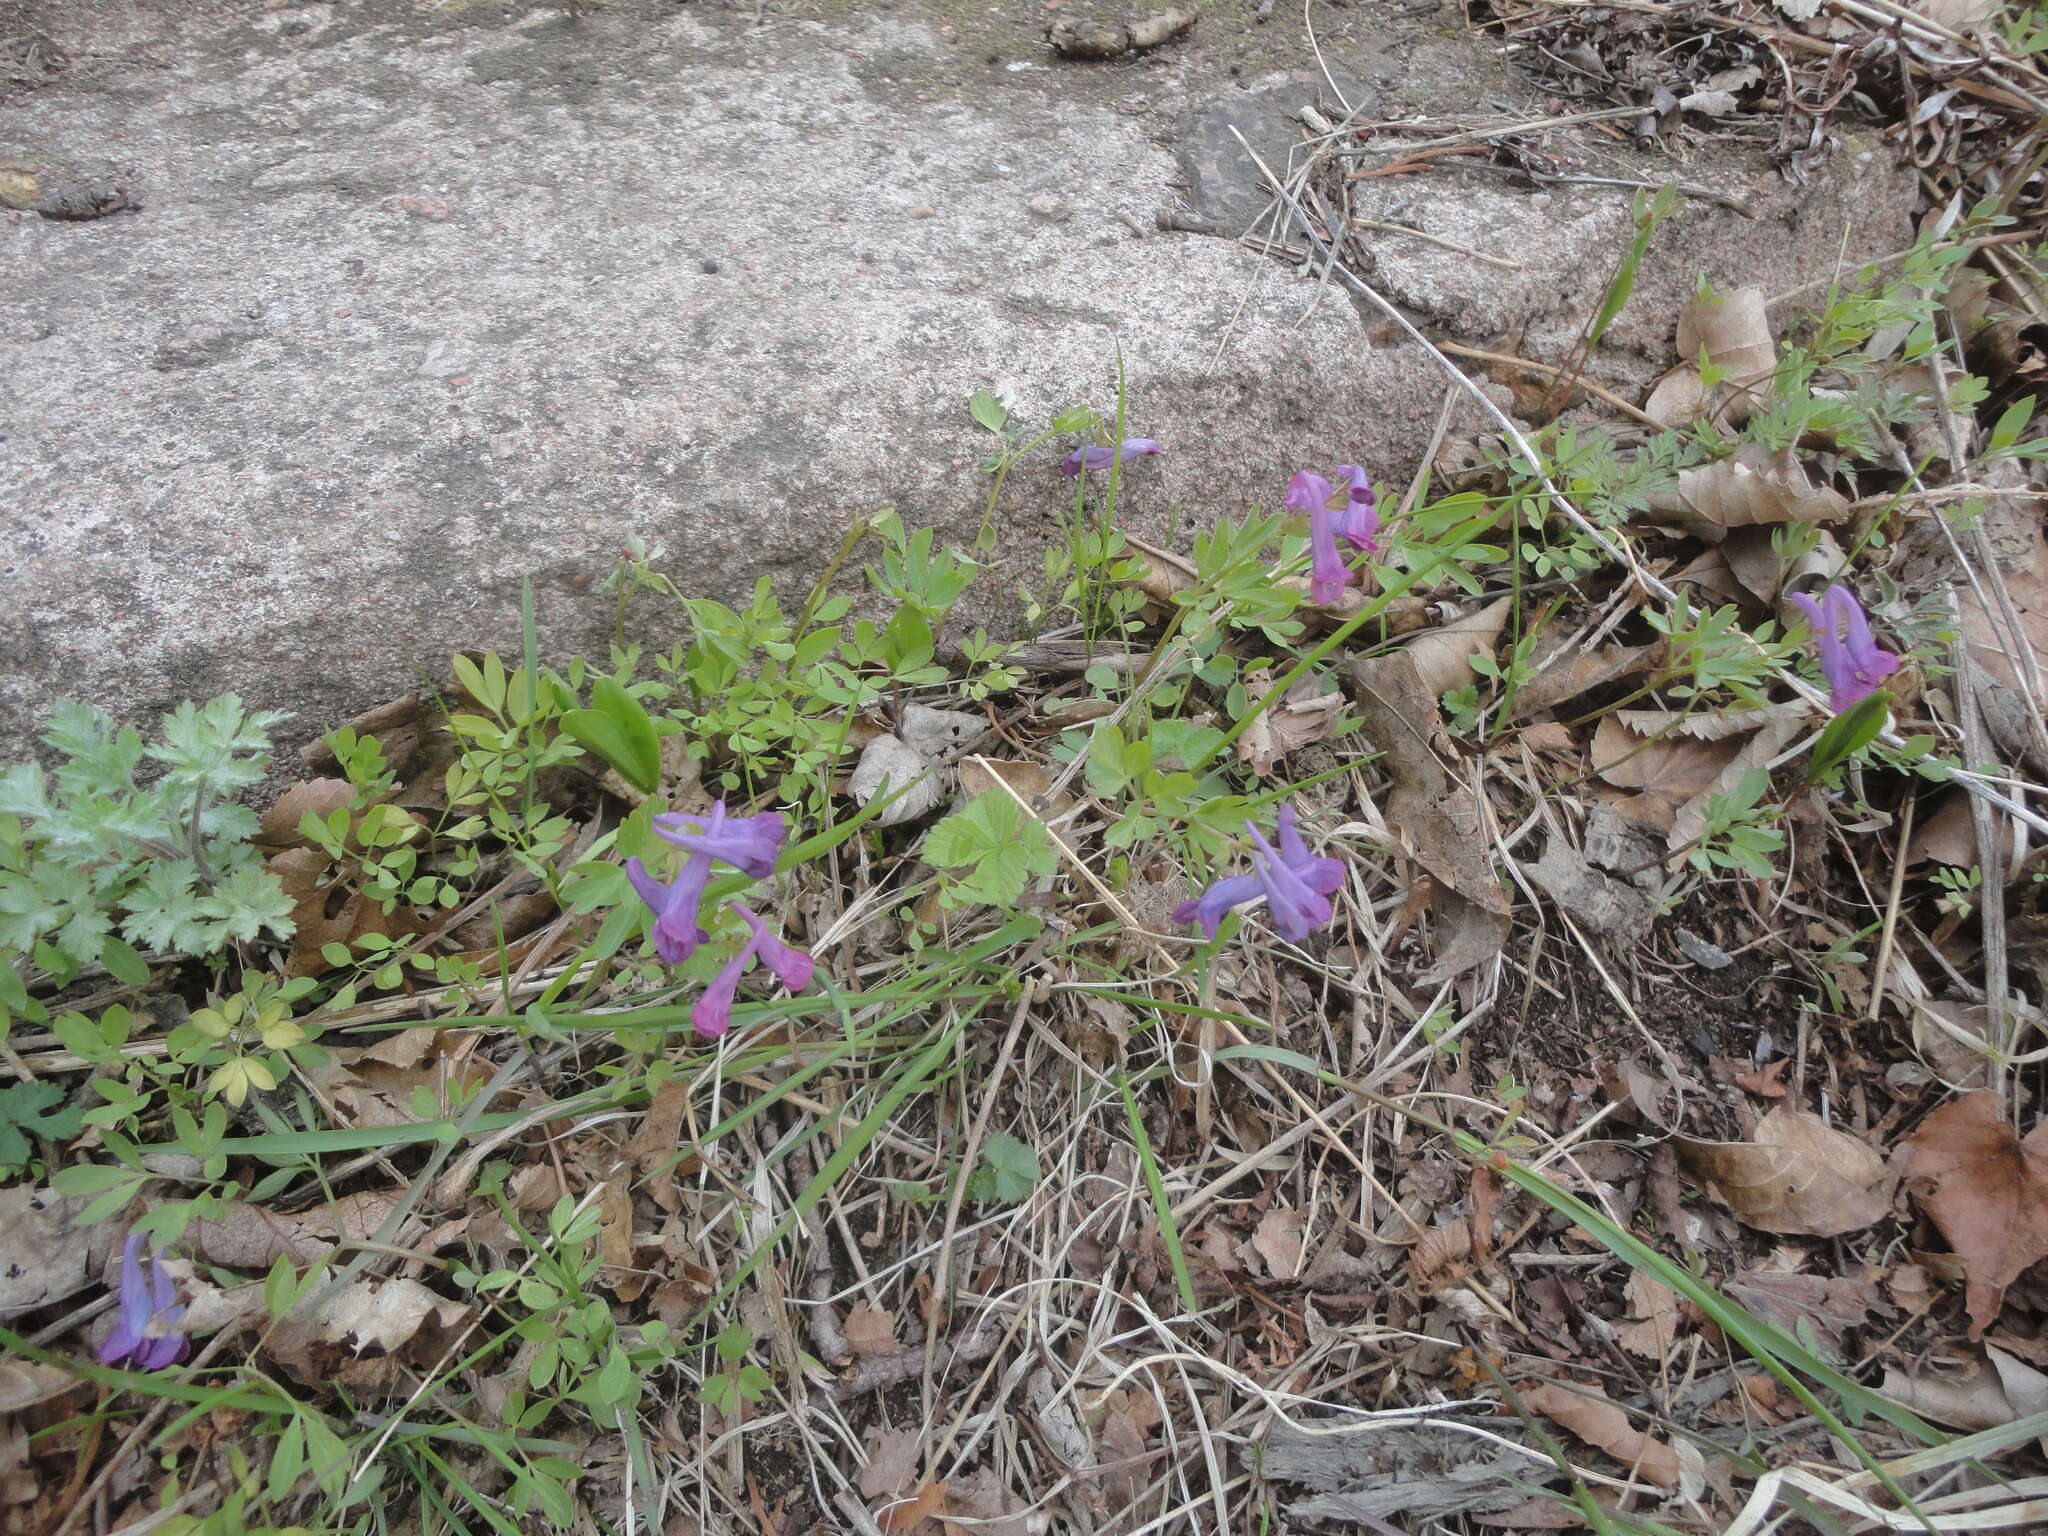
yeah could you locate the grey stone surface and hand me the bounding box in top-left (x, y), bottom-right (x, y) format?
top-left (1, 0), bottom-right (1917, 756)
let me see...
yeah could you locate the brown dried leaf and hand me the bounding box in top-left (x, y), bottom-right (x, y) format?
top-left (1899, 1091), bottom-right (2048, 1337)
top-left (878, 1481), bottom-right (950, 1533)
top-left (1615, 1272), bottom-right (1683, 1359)
top-left (0, 1361), bottom-right (75, 1414)
top-left (1235, 675), bottom-right (1348, 778)
top-left (1723, 1268), bottom-right (1886, 1351)
top-left (1645, 444), bottom-right (1850, 538)
top-left (860, 1427), bottom-right (923, 1500)
top-left (1251, 1208), bottom-right (1305, 1280)
top-left (1676, 1105), bottom-right (1893, 1236)
top-left (1405, 596), bottom-right (1513, 698)
top-left (257, 778), bottom-right (358, 849)
top-left (0, 1189), bottom-right (116, 1319)
top-left (1590, 715), bottom-right (1744, 832)
top-left (1521, 1380), bottom-right (1681, 1489)
top-left (1674, 284), bottom-right (1777, 425)
top-left (941, 1467), bottom-right (1035, 1536)
top-left (1352, 649), bottom-right (1510, 981)
top-left (189, 1190), bottom-right (423, 1269)
top-left (1881, 1344), bottom-right (2048, 1430)
top-left (267, 846), bottom-right (431, 979)
top-left (1508, 641), bottom-right (1662, 722)
top-left (849, 734), bottom-right (944, 826)
top-left (957, 758), bottom-right (1073, 818)
top-left (844, 1301), bottom-right (899, 1358)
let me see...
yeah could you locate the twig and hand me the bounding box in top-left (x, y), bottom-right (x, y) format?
top-left (1438, 155), bottom-right (1758, 217)
top-left (1436, 341), bottom-right (1662, 427)
top-left (1333, 104), bottom-right (1646, 158)
top-left (1350, 216), bottom-right (1523, 270)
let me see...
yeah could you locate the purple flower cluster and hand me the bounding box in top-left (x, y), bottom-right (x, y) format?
top-left (1061, 437), bottom-right (1163, 478)
top-left (1788, 584), bottom-right (1901, 713)
top-left (1174, 802), bottom-right (1345, 944)
top-left (1286, 466), bottom-right (1380, 606)
top-left (626, 801), bottom-right (814, 1038)
top-left (99, 1233), bottom-right (188, 1371)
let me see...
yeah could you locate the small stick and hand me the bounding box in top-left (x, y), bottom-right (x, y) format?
top-left (1436, 341), bottom-right (1662, 428)
top-left (1350, 216), bottom-right (1524, 270)
top-left (1441, 155), bottom-right (1757, 217)
top-left (1334, 104), bottom-right (1646, 158)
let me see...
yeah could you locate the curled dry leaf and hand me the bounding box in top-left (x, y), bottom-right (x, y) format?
top-left (1676, 1105), bottom-right (1893, 1236)
top-left (1507, 640), bottom-right (1661, 722)
top-left (958, 757), bottom-right (1074, 819)
top-left (1881, 1344), bottom-right (2048, 1431)
top-left (1351, 648), bottom-right (1510, 982)
top-left (1676, 284), bottom-right (1776, 422)
top-left (1590, 714), bottom-right (1745, 834)
top-left (848, 734), bottom-right (944, 827)
top-left (1405, 595), bottom-right (1513, 697)
top-left (1899, 1090), bottom-right (2048, 1338)
top-left (1520, 1380), bottom-right (1681, 1490)
top-left (1235, 673), bottom-right (1347, 778)
top-left (1644, 443), bottom-right (1850, 539)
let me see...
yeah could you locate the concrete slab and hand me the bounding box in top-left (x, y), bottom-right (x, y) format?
top-left (0, 0), bottom-right (1916, 753)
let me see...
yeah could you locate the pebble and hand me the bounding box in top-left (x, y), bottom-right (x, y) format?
top-left (1528, 192), bottom-right (1552, 210)
top-left (700, 257), bottom-right (722, 274)
top-left (419, 338), bottom-right (476, 378)
top-left (907, 204), bottom-right (936, 218)
top-left (1027, 193), bottom-right (1071, 222)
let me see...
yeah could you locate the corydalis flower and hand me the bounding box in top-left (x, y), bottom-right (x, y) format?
top-left (98, 1233), bottom-right (189, 1371)
top-left (1788, 583), bottom-right (1900, 712)
top-left (1173, 802), bottom-right (1345, 944)
top-left (653, 801), bottom-right (785, 878)
top-left (1061, 437), bottom-right (1163, 478)
top-left (629, 801), bottom-right (789, 966)
top-left (1287, 466), bottom-right (1379, 606)
top-left (693, 903), bottom-right (817, 1039)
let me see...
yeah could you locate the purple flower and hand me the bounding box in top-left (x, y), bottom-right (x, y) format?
top-left (98, 1233), bottom-right (188, 1371)
top-left (1289, 466), bottom-right (1381, 605)
top-left (1174, 803), bottom-right (1346, 944)
top-left (653, 801), bottom-right (786, 878)
top-left (1788, 584), bottom-right (1900, 712)
top-left (625, 855), bottom-right (713, 965)
top-left (1061, 437), bottom-right (1164, 478)
top-left (692, 903), bottom-right (816, 1039)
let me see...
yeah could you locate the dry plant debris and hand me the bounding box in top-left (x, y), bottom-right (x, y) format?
top-left (11, 7), bottom-right (2048, 1536)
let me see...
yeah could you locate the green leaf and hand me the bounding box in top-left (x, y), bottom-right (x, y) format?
top-left (194, 865), bottom-right (296, 947)
top-left (968, 388), bottom-right (1010, 433)
top-left (99, 936), bottom-right (150, 986)
top-left (966, 1132), bottom-right (1039, 1204)
top-left (0, 1079), bottom-right (83, 1168)
top-left (924, 792), bottom-right (1058, 909)
top-left (1808, 690), bottom-right (1891, 783)
top-left (559, 677), bottom-right (662, 794)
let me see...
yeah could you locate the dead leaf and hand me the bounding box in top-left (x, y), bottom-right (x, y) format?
top-left (1909, 790), bottom-right (1981, 868)
top-left (1236, 673), bottom-right (1348, 778)
top-left (1590, 715), bottom-right (1745, 833)
top-left (1667, 706), bottom-right (1803, 854)
top-left (1914, 0), bottom-right (1996, 32)
top-left (1676, 1105), bottom-right (1893, 1236)
top-left (1521, 1380), bottom-right (1681, 1489)
top-left (941, 1467), bottom-right (1035, 1536)
top-left (0, 1188), bottom-right (116, 1319)
top-left (1671, 284), bottom-right (1777, 425)
top-left (1405, 596), bottom-right (1514, 697)
top-left (1352, 649), bottom-right (1510, 982)
top-left (1900, 1091), bottom-right (2048, 1337)
top-left (860, 1427), bottom-right (923, 1501)
top-left (624, 1077), bottom-right (694, 1174)
top-left (1252, 1208), bottom-right (1306, 1280)
top-left (256, 778), bottom-right (358, 848)
top-left (1644, 444), bottom-right (1850, 539)
top-left (1508, 641), bottom-right (1662, 722)
top-left (1615, 1272), bottom-right (1683, 1359)
top-left (848, 734), bottom-right (944, 826)
top-left (0, 1361), bottom-right (75, 1414)
top-left (878, 1481), bottom-right (950, 1533)
top-left (1881, 1344), bottom-right (2048, 1430)
top-left (597, 1175), bottom-right (638, 1295)
top-left (1677, 88), bottom-right (1740, 116)
top-left (267, 846), bottom-right (431, 979)
top-left (844, 1301), bottom-right (899, 1358)
top-left (1732, 1057), bottom-right (1791, 1098)
top-left (189, 1190), bottom-right (423, 1269)
top-left (1724, 1268), bottom-right (1884, 1352)
top-left (957, 757), bottom-right (1074, 818)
